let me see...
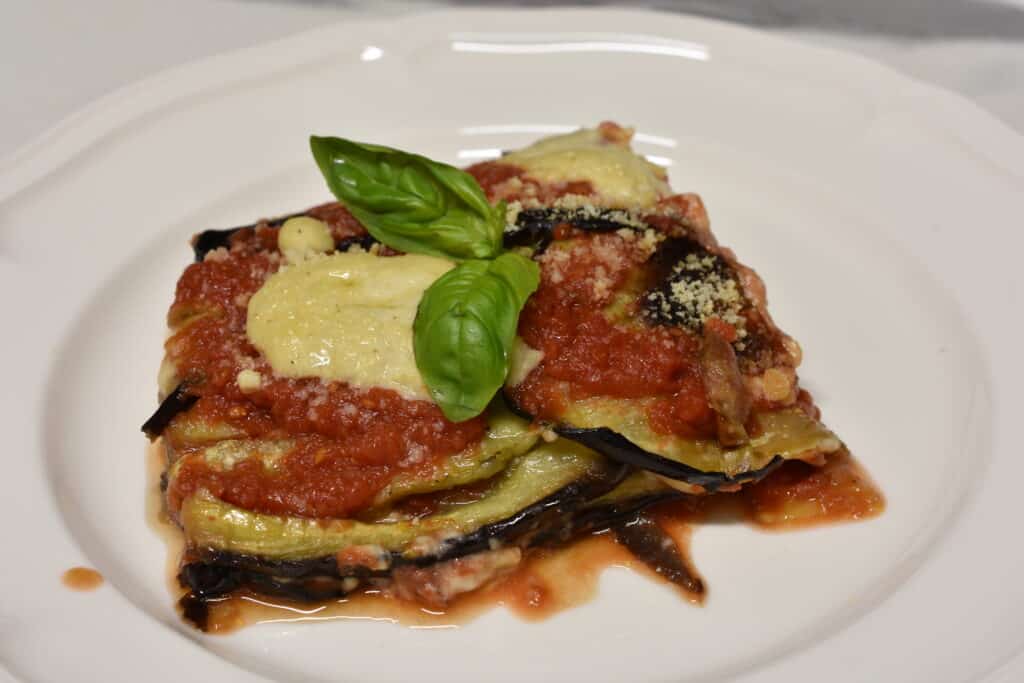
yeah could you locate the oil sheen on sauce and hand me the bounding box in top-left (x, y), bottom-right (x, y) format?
top-left (149, 442), bottom-right (883, 633)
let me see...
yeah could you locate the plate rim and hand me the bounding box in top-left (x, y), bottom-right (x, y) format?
top-left (1, 7), bottom-right (1022, 683)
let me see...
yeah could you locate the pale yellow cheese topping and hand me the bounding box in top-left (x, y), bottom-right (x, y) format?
top-left (501, 128), bottom-right (670, 208)
top-left (277, 216), bottom-right (334, 263)
top-left (505, 337), bottom-right (544, 388)
top-left (236, 369), bottom-right (262, 393)
top-left (246, 252), bottom-right (453, 401)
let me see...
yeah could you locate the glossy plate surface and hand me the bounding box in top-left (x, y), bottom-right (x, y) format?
top-left (1, 8), bottom-right (1021, 683)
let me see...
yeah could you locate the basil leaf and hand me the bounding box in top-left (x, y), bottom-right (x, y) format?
top-left (414, 252), bottom-right (541, 422)
top-left (310, 136), bottom-right (504, 260)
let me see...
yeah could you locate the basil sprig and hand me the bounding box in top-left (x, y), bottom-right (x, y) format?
top-left (311, 135), bottom-right (540, 421)
top-left (414, 253), bottom-right (539, 422)
top-left (310, 136), bottom-right (504, 260)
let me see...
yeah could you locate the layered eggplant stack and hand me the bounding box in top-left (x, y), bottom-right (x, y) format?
top-left (144, 124), bottom-right (843, 629)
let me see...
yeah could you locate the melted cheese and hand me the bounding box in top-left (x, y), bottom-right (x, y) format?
top-left (246, 252), bottom-right (453, 400)
top-left (277, 216), bottom-right (334, 263)
top-left (236, 369), bottom-right (262, 393)
top-left (506, 337), bottom-right (544, 388)
top-left (502, 128), bottom-right (669, 208)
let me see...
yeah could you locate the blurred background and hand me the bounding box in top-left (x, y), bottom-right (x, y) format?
top-left (3, 0), bottom-right (1023, 157)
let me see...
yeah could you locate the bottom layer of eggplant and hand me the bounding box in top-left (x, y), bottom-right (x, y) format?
top-left (177, 471), bottom-right (688, 630)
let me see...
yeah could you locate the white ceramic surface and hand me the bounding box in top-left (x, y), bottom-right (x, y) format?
top-left (1, 8), bottom-right (1021, 683)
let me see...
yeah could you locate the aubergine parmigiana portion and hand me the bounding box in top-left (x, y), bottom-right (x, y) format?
top-left (146, 121), bottom-right (864, 629)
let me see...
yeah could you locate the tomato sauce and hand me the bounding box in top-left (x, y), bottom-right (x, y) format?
top-left (738, 451), bottom-right (885, 528)
top-left (508, 230), bottom-right (715, 439)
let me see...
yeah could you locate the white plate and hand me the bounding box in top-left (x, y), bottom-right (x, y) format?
top-left (1, 8), bottom-right (1021, 683)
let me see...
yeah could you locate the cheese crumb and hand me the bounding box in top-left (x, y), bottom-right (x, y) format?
top-left (278, 216), bottom-right (334, 263)
top-left (236, 369), bottom-right (262, 393)
top-left (505, 337), bottom-right (544, 387)
top-left (644, 251), bottom-right (748, 338)
top-left (203, 247), bottom-right (230, 263)
top-left (504, 200), bottom-right (524, 229)
top-left (157, 358), bottom-right (180, 398)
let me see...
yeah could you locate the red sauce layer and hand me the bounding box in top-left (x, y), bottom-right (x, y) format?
top-left (509, 231), bottom-right (716, 439)
top-left (164, 231), bottom-right (486, 518)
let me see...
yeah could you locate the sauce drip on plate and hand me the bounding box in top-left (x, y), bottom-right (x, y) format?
top-left (62, 567), bottom-right (103, 592)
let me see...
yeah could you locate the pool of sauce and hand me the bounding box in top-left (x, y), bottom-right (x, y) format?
top-left (150, 440), bottom-right (882, 634)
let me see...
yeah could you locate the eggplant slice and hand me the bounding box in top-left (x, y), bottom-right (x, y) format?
top-left (177, 461), bottom-right (684, 629)
top-left (166, 406), bottom-right (541, 510)
top-left (613, 515), bottom-right (704, 596)
top-left (558, 403), bottom-right (838, 491)
top-left (175, 441), bottom-right (652, 627)
top-left (555, 423), bottom-right (782, 492)
top-left (505, 385), bottom-right (838, 492)
top-left (141, 383), bottom-right (197, 440)
top-left (177, 441), bottom-right (617, 562)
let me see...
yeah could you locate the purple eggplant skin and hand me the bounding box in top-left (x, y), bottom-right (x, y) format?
top-left (175, 473), bottom-right (688, 631)
top-left (505, 207), bottom-right (640, 251)
top-left (555, 424), bottom-right (784, 493)
top-left (407, 461), bottom-right (630, 567)
top-left (141, 384), bottom-right (198, 440)
top-left (613, 515), bottom-right (704, 595)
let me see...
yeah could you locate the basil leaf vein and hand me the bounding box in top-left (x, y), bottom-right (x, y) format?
top-left (310, 136), bottom-right (504, 260)
top-left (414, 253), bottom-right (540, 422)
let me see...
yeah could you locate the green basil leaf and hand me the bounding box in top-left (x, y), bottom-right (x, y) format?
top-left (414, 252), bottom-right (541, 422)
top-left (310, 136), bottom-right (504, 260)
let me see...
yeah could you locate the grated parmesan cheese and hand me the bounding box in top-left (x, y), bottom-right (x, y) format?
top-left (644, 251), bottom-right (748, 338)
top-left (236, 369), bottom-right (262, 393)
